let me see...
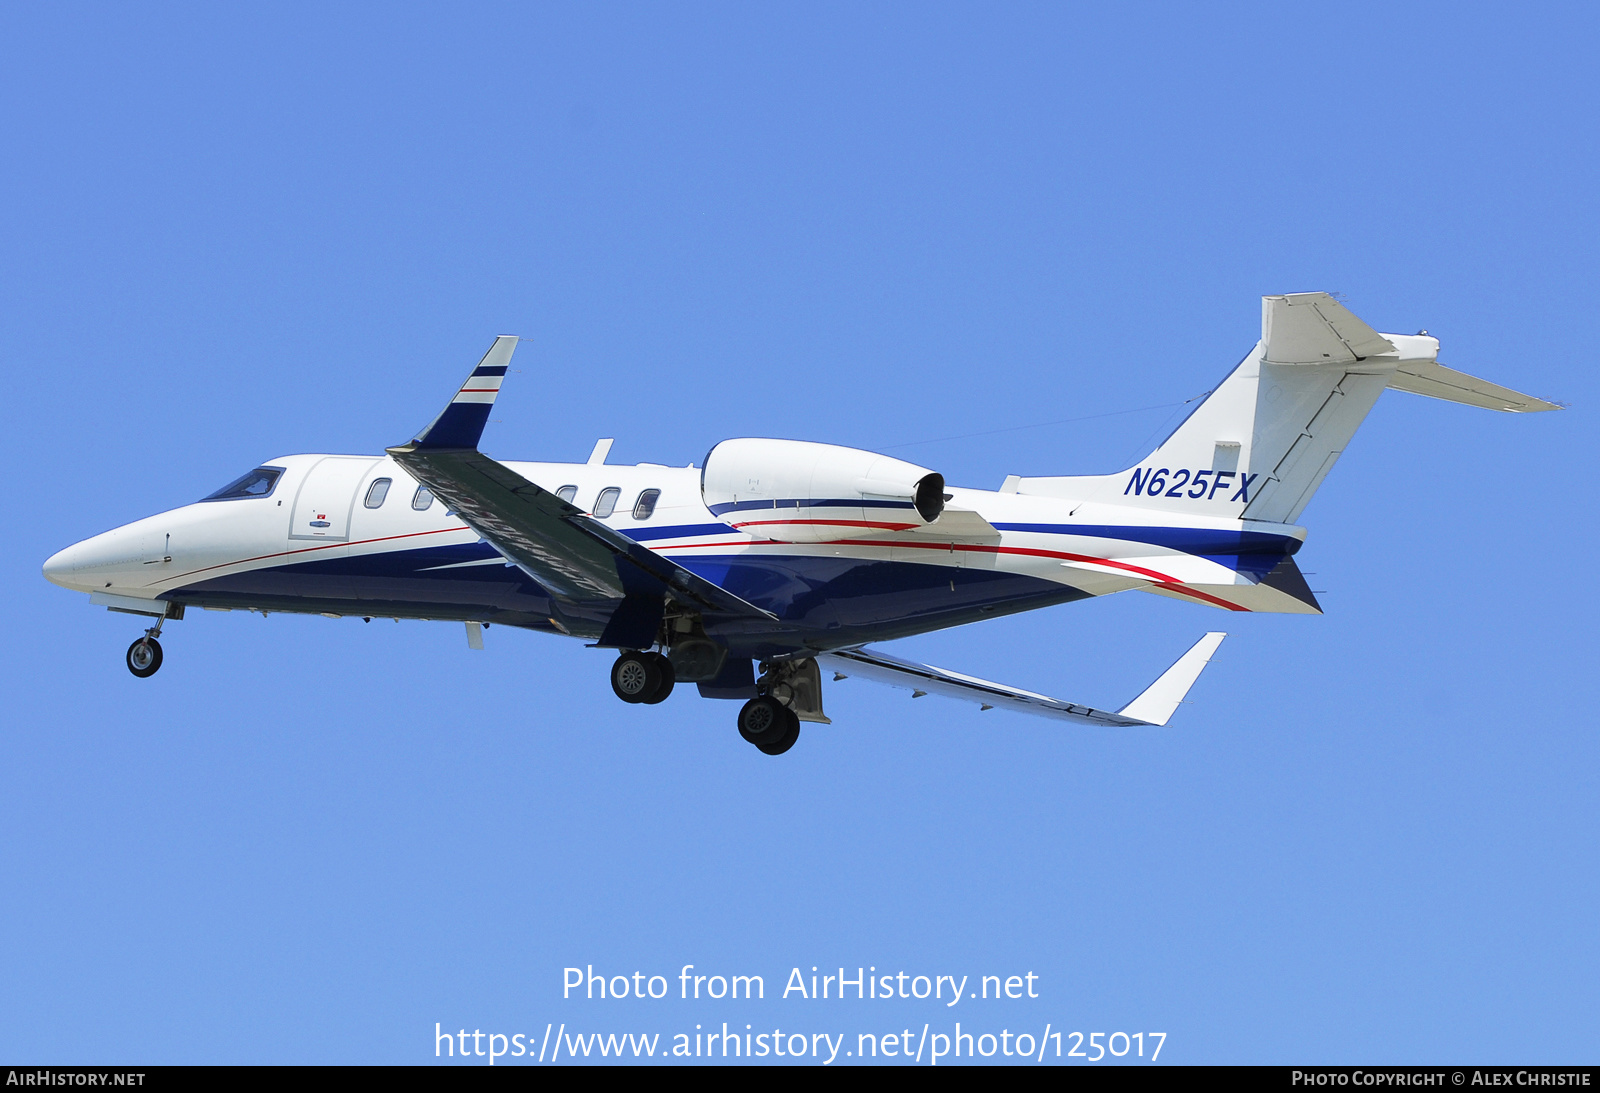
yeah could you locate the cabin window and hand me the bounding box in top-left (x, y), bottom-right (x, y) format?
top-left (201, 466), bottom-right (284, 502)
top-left (593, 487), bottom-right (621, 518)
top-left (556, 485), bottom-right (578, 503)
top-left (632, 489), bottom-right (661, 520)
top-left (412, 486), bottom-right (434, 511)
top-left (364, 478), bottom-right (392, 508)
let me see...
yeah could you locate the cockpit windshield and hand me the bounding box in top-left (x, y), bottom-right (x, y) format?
top-left (202, 466), bottom-right (285, 501)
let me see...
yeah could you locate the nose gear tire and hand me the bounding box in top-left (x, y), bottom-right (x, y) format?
top-left (126, 638), bottom-right (163, 678)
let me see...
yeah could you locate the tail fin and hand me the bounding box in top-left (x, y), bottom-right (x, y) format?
top-left (1018, 292), bottom-right (1559, 524)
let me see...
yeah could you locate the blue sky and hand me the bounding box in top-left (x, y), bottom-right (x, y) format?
top-left (1, 2), bottom-right (1594, 1065)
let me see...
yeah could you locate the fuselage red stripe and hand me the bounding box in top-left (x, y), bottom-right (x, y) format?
top-left (655, 535), bottom-right (1252, 612)
top-left (155, 526), bottom-right (471, 584)
top-left (160, 522), bottom-right (1249, 614)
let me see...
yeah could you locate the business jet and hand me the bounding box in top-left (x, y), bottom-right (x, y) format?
top-left (42, 293), bottom-right (1559, 754)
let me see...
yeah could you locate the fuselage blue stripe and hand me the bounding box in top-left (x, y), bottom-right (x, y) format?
top-left (990, 523), bottom-right (1299, 556)
top-left (623, 522), bottom-right (737, 542)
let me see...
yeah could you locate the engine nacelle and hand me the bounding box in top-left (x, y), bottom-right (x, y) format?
top-left (701, 439), bottom-right (945, 543)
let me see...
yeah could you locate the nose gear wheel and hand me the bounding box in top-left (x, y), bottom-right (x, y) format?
top-left (126, 637), bottom-right (163, 678)
top-left (125, 616), bottom-right (167, 678)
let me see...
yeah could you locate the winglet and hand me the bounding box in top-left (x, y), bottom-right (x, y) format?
top-left (410, 336), bottom-right (519, 450)
top-left (1117, 632), bottom-right (1226, 726)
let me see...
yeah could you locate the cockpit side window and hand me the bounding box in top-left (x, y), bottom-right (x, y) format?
top-left (412, 486), bottom-right (434, 511)
top-left (632, 489), bottom-right (661, 520)
top-left (201, 466), bottom-right (285, 502)
top-left (593, 487), bottom-right (621, 518)
top-left (364, 478), bottom-right (392, 508)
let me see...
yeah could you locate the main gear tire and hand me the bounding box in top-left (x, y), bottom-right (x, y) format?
top-left (640, 652), bottom-right (675, 704)
top-left (756, 709), bottom-right (801, 755)
top-left (610, 651), bottom-right (660, 704)
top-left (738, 696), bottom-right (795, 751)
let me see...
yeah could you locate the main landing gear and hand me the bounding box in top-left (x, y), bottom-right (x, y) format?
top-left (126, 618), bottom-right (165, 678)
top-left (605, 645), bottom-right (806, 757)
top-left (734, 658), bottom-right (822, 756)
top-left (737, 695), bottom-right (800, 756)
top-left (609, 650), bottom-right (675, 705)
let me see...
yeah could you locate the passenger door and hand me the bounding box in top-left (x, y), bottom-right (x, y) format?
top-left (288, 457), bottom-right (379, 542)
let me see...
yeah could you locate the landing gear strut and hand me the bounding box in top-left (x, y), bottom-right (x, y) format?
top-left (610, 650), bottom-right (675, 705)
top-left (737, 695), bottom-right (800, 755)
top-left (126, 618), bottom-right (165, 678)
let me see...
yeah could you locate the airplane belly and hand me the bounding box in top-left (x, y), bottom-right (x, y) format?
top-left (166, 540), bottom-right (567, 626)
top-left (675, 550), bottom-right (1085, 636)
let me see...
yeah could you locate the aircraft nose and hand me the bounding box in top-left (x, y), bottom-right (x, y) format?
top-left (42, 539), bottom-right (94, 589)
top-left (42, 528), bottom-right (138, 591)
top-left (43, 514), bottom-right (184, 592)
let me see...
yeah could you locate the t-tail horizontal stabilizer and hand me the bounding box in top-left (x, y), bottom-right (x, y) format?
top-left (1387, 360), bottom-right (1561, 413)
top-left (1014, 292), bottom-right (1562, 530)
top-left (819, 632), bottom-right (1225, 727)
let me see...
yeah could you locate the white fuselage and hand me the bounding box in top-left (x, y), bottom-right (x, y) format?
top-left (44, 450), bottom-right (1308, 660)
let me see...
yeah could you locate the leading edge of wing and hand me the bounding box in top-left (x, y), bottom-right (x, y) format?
top-left (389, 445), bottom-right (624, 601)
top-left (820, 632), bottom-right (1226, 727)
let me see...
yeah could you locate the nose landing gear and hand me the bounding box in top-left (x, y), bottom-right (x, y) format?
top-left (126, 618), bottom-right (165, 678)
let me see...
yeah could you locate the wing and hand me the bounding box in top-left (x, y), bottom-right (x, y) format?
top-left (387, 340), bottom-right (776, 632)
top-left (819, 632), bottom-right (1225, 727)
